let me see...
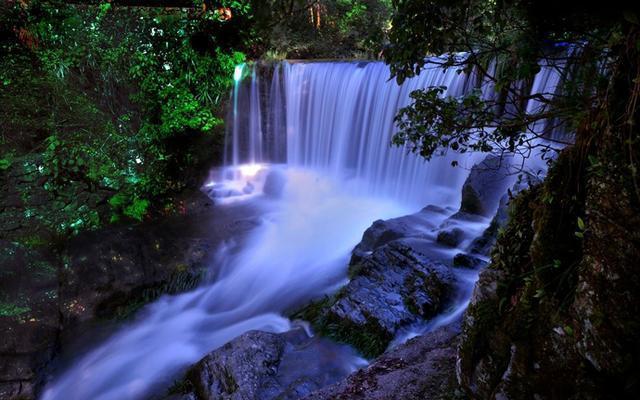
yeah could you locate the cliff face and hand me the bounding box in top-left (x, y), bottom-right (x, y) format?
top-left (457, 29), bottom-right (640, 398)
top-left (457, 149), bottom-right (640, 399)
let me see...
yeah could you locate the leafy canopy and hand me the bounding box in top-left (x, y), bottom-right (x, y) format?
top-left (0, 0), bottom-right (252, 232)
top-left (384, 0), bottom-right (637, 165)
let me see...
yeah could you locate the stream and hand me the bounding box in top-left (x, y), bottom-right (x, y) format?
top-left (42, 60), bottom-right (561, 400)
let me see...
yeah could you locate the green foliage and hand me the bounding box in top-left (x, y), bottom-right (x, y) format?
top-left (385, 0), bottom-right (632, 163)
top-left (1, 1), bottom-right (251, 231)
top-left (108, 193), bottom-right (128, 209)
top-left (575, 216), bottom-right (586, 238)
top-left (0, 154), bottom-right (13, 171)
top-left (255, 0), bottom-right (392, 58)
top-left (393, 87), bottom-right (494, 161)
top-left (19, 234), bottom-right (49, 249)
top-left (124, 199), bottom-right (150, 222)
top-left (0, 301), bottom-right (30, 317)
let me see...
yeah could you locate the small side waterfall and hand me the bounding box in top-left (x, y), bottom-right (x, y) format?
top-left (43, 58), bottom-right (565, 400)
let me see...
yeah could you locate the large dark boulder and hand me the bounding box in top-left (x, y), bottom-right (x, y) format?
top-left (300, 240), bottom-right (456, 358)
top-left (467, 175), bottom-right (541, 256)
top-left (179, 328), bottom-right (361, 400)
top-left (350, 205), bottom-right (445, 264)
top-left (452, 252), bottom-right (486, 269)
top-left (459, 154), bottom-right (513, 217)
top-left (436, 227), bottom-right (464, 247)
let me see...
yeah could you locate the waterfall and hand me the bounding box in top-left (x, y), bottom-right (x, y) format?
top-left (220, 60), bottom-right (488, 209)
top-left (43, 59), bottom-right (565, 400)
top-left (283, 61), bottom-right (485, 207)
top-left (219, 59), bottom-right (566, 208)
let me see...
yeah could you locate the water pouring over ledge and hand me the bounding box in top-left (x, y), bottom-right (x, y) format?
top-left (43, 59), bottom-right (563, 400)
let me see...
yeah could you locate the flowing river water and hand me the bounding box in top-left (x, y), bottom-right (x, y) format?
top-left (43, 60), bottom-right (563, 400)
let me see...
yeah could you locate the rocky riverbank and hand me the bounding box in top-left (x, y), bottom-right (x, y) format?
top-left (456, 146), bottom-right (640, 399)
top-left (22, 142), bottom-right (637, 400)
top-left (0, 188), bottom-right (265, 399)
top-left (167, 155), bottom-right (524, 400)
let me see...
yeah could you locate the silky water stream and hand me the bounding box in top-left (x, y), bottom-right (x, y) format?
top-left (43, 59), bottom-right (563, 400)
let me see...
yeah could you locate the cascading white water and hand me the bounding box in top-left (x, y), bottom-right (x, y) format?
top-left (43, 59), bottom-right (564, 400)
top-left (218, 60), bottom-right (486, 207)
top-left (283, 61), bottom-right (485, 207)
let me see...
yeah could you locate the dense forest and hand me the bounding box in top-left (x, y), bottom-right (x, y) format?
top-left (1, 1), bottom-right (639, 399)
top-left (0, 0), bottom-right (391, 233)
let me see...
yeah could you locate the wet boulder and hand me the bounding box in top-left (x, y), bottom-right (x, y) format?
top-left (459, 154), bottom-right (513, 217)
top-left (452, 252), bottom-right (486, 269)
top-left (468, 175), bottom-right (540, 256)
top-left (350, 206), bottom-right (442, 264)
top-left (262, 168), bottom-right (287, 198)
top-left (436, 227), bottom-right (464, 247)
top-left (186, 330), bottom-right (284, 400)
top-left (179, 328), bottom-right (361, 400)
top-left (302, 240), bottom-right (455, 358)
